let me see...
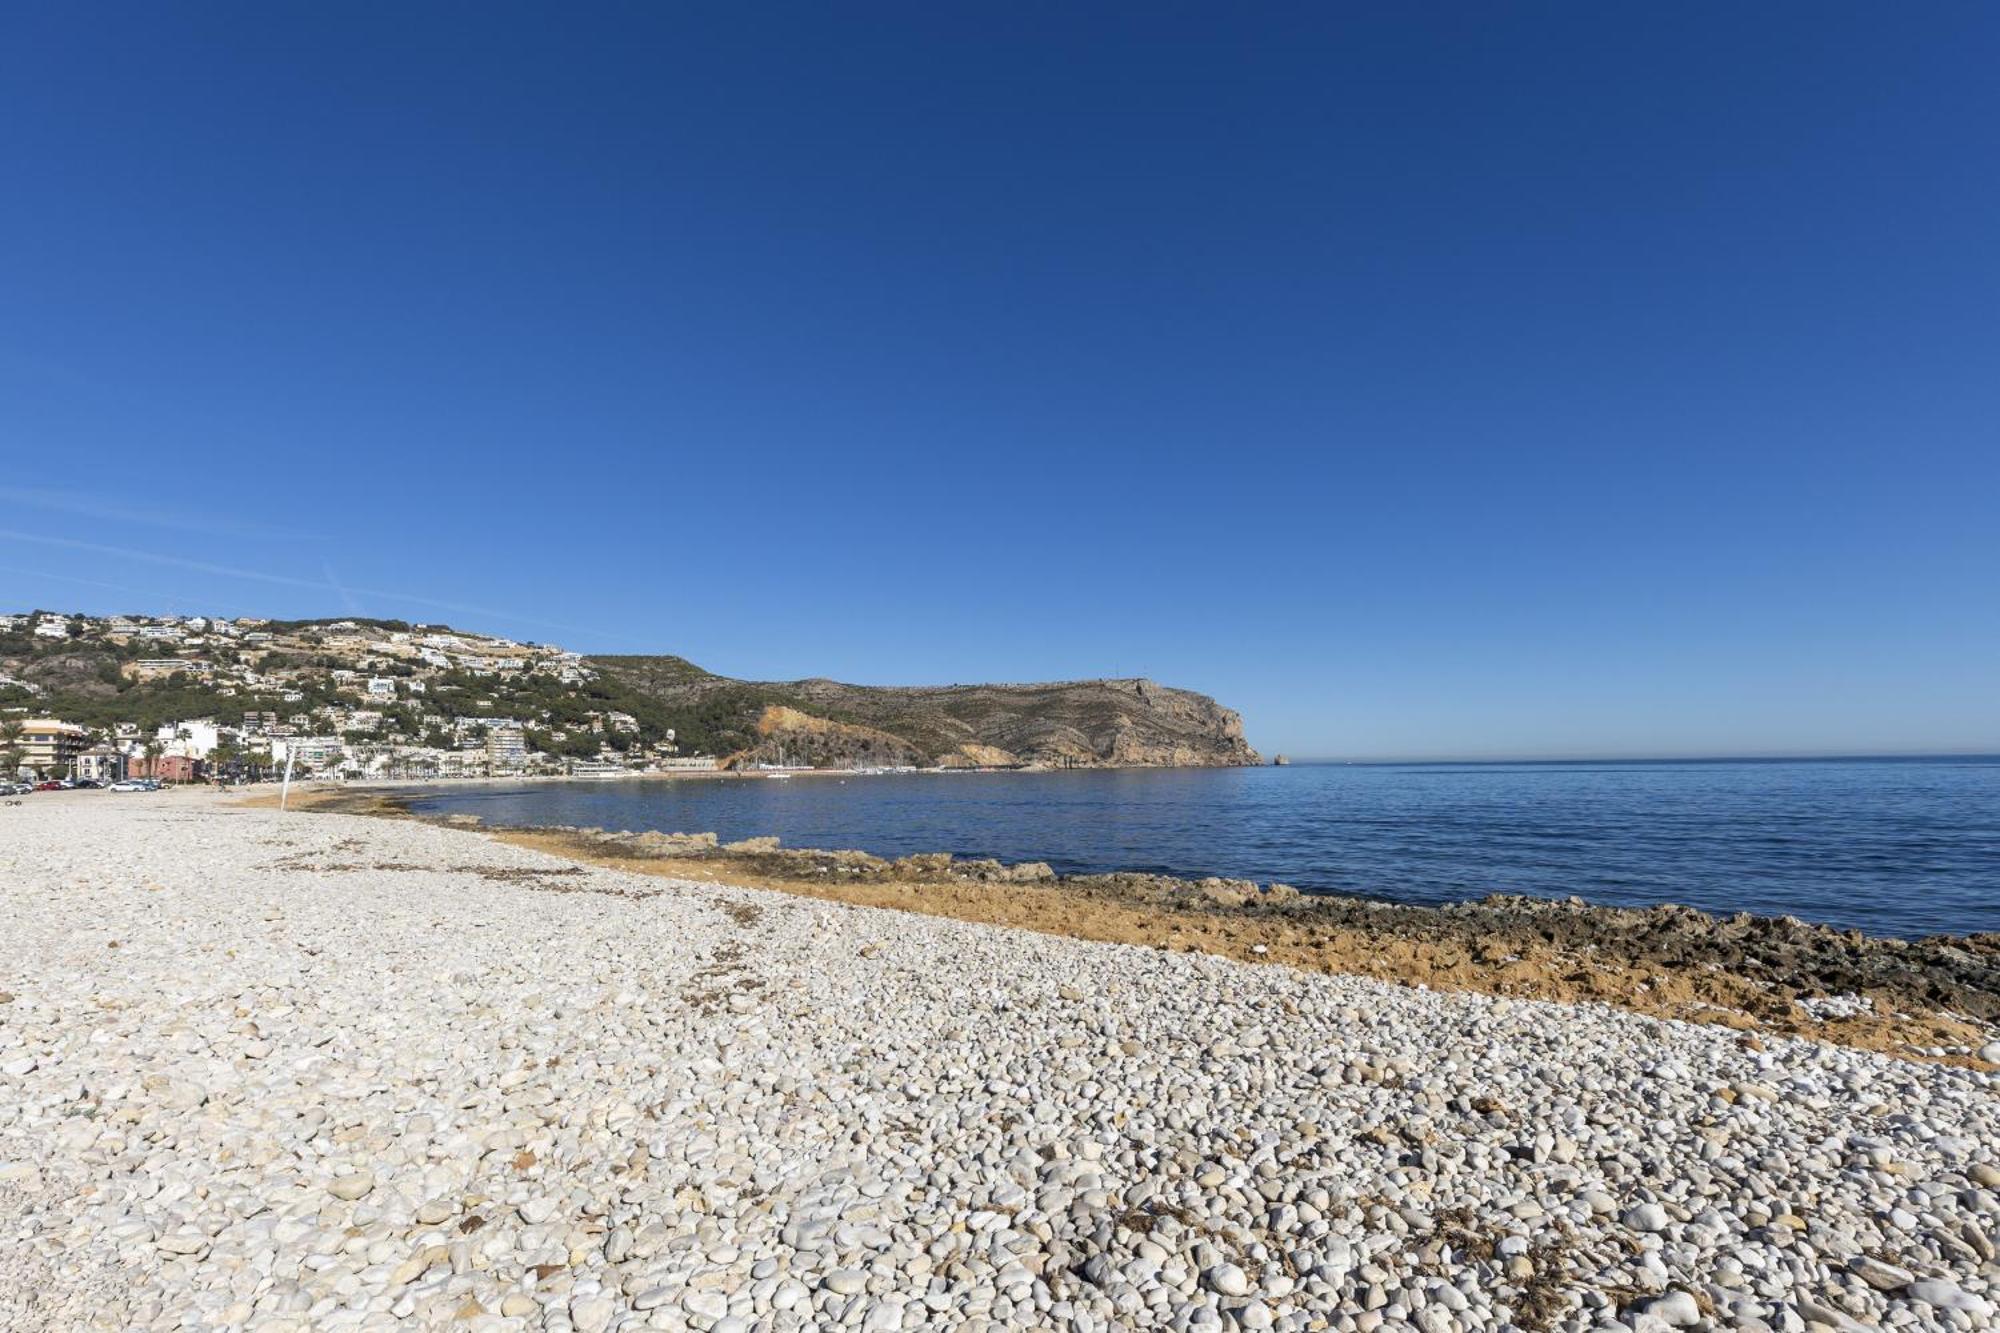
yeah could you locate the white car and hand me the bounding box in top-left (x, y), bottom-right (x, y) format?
top-left (108, 780), bottom-right (148, 792)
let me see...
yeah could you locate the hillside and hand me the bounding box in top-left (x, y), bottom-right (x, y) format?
top-left (1, 612), bottom-right (1259, 773)
top-left (588, 657), bottom-right (1261, 768)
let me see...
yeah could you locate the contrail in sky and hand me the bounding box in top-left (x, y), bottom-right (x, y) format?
top-left (0, 564), bottom-right (267, 617)
top-left (321, 559), bottom-right (365, 616)
top-left (0, 485), bottom-right (325, 541)
top-left (0, 528), bottom-right (641, 646)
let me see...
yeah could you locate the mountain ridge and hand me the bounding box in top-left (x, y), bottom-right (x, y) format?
top-left (589, 656), bottom-right (1262, 769)
top-left (0, 611), bottom-right (1259, 772)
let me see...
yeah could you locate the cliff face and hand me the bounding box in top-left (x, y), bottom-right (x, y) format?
top-left (587, 658), bottom-right (1260, 769)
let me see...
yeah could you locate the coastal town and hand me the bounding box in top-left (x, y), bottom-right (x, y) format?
top-left (0, 610), bottom-right (719, 786)
top-left (3, 609), bottom-right (1265, 787)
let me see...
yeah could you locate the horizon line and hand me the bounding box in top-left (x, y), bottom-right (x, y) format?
top-left (1279, 749), bottom-right (2000, 766)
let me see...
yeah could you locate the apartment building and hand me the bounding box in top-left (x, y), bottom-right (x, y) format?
top-left (484, 724), bottom-right (529, 769)
top-left (12, 718), bottom-right (85, 777)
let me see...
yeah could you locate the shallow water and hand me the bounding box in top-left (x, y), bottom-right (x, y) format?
top-left (404, 757), bottom-right (2000, 937)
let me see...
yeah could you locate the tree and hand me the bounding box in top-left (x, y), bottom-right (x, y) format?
top-left (0, 719), bottom-right (22, 779)
top-left (209, 735), bottom-right (244, 782)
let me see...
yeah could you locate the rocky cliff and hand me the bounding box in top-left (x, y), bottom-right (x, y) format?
top-left (586, 658), bottom-right (1260, 769)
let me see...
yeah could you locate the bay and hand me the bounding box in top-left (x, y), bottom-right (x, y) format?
top-left (404, 756), bottom-right (2000, 937)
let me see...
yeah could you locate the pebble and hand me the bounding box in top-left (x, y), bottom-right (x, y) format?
top-left (569, 1294), bottom-right (615, 1331)
top-left (0, 794), bottom-right (1993, 1333)
top-left (683, 1289), bottom-right (728, 1319)
top-left (1638, 1290), bottom-right (1701, 1326)
top-left (326, 1171), bottom-right (375, 1201)
top-left (1850, 1255), bottom-right (1915, 1290)
top-left (1905, 1278), bottom-right (1992, 1316)
top-left (1624, 1202), bottom-right (1670, 1232)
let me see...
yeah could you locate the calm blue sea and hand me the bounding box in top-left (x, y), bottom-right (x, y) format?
top-left (403, 758), bottom-right (2000, 938)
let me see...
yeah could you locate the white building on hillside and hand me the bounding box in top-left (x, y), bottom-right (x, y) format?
top-left (156, 719), bottom-right (226, 759)
top-left (271, 736), bottom-right (345, 768)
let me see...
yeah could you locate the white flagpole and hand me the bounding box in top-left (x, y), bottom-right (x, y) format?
top-left (280, 742), bottom-right (298, 811)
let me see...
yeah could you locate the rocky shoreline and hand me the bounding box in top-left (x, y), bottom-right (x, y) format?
top-left (2, 792), bottom-right (1997, 1331)
top-left (282, 784), bottom-right (2000, 1062)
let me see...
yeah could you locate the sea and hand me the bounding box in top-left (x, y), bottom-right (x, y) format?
top-left (402, 757), bottom-right (2000, 938)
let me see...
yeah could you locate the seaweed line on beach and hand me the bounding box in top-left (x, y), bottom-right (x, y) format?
top-left (246, 784), bottom-right (1999, 1062)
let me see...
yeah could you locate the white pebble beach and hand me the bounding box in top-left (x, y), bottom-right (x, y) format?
top-left (1, 793), bottom-right (1994, 1332)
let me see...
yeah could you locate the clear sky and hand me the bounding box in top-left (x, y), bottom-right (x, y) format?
top-left (4, 5), bottom-right (1997, 760)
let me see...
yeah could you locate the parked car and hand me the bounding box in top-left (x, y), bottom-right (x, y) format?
top-left (108, 779), bottom-right (147, 792)
top-left (72, 778), bottom-right (101, 789)
top-left (34, 780), bottom-right (65, 791)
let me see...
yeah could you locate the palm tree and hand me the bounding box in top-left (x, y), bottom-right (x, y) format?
top-left (209, 735), bottom-right (243, 785)
top-left (0, 719), bottom-right (23, 780)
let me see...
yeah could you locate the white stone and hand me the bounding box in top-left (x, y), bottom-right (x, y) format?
top-left (326, 1172), bottom-right (375, 1201)
top-left (0, 795), bottom-right (1990, 1333)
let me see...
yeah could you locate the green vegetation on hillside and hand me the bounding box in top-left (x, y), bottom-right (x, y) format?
top-left (586, 656), bottom-right (1259, 768)
top-left (3, 613), bottom-right (1257, 769)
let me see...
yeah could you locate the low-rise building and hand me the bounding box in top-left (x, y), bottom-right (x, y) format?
top-left (156, 719), bottom-right (226, 759)
top-left (74, 744), bottom-right (127, 783)
top-left (271, 736), bottom-right (344, 769)
top-left (130, 753), bottom-right (203, 783)
top-left (132, 659), bottom-right (212, 678)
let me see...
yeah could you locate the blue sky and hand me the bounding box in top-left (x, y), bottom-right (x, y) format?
top-left (4, 5), bottom-right (1997, 760)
